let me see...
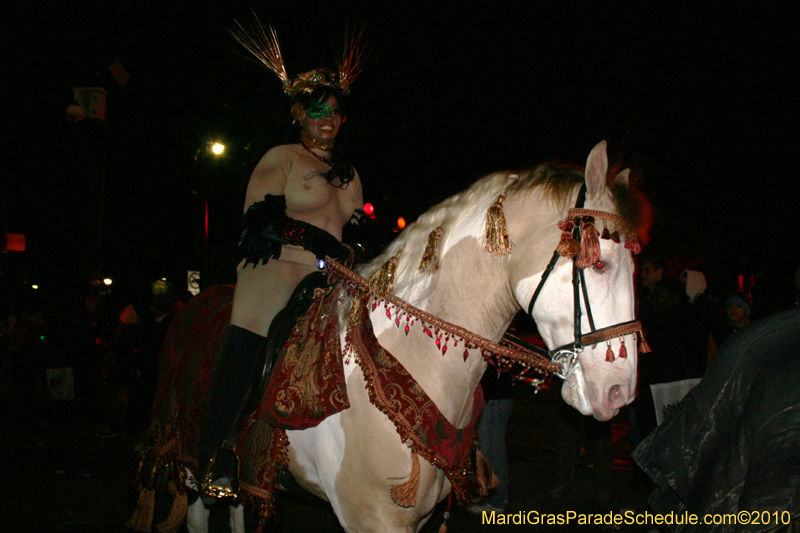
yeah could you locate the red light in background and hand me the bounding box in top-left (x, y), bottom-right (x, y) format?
top-left (5, 233), bottom-right (25, 252)
top-left (396, 217), bottom-right (406, 230)
top-left (363, 203), bottom-right (375, 215)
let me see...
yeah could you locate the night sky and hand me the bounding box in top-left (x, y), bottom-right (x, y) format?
top-left (4, 1), bottom-right (800, 312)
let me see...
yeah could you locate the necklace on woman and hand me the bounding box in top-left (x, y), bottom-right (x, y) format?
top-left (301, 142), bottom-right (332, 166)
top-left (301, 130), bottom-right (334, 151)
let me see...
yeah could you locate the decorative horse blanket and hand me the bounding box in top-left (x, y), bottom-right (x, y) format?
top-left (129, 284), bottom-right (483, 530)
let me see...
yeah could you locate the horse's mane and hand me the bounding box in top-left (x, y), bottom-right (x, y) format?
top-left (359, 161), bottom-right (650, 304)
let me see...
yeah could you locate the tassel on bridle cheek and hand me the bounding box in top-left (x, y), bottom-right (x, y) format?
top-left (618, 337), bottom-right (627, 359)
top-left (483, 194), bottom-right (513, 256)
top-left (556, 219), bottom-right (580, 258)
top-left (576, 216), bottom-right (601, 269)
top-left (418, 225), bottom-right (444, 274)
top-left (369, 249), bottom-right (402, 298)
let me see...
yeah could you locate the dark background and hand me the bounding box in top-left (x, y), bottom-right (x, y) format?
top-left (3, 1), bottom-right (799, 314)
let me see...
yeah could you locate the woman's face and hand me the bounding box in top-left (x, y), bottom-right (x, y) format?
top-left (301, 95), bottom-right (344, 145)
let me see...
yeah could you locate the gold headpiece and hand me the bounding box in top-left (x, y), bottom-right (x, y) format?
top-left (230, 14), bottom-right (370, 97)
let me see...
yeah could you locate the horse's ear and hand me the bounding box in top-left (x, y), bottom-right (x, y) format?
top-left (585, 141), bottom-right (609, 199)
top-left (615, 168), bottom-right (630, 188)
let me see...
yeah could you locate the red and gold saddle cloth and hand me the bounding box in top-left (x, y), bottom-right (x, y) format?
top-left (348, 304), bottom-right (483, 506)
top-left (128, 285), bottom-right (482, 531)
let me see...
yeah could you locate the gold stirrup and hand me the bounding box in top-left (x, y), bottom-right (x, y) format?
top-left (201, 442), bottom-right (240, 499)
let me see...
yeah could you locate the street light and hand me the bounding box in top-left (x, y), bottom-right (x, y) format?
top-left (197, 140), bottom-right (227, 290)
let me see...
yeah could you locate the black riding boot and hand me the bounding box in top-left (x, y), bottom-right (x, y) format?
top-left (198, 324), bottom-right (268, 501)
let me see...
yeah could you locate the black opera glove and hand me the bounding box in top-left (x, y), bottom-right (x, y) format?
top-left (239, 194), bottom-right (288, 267)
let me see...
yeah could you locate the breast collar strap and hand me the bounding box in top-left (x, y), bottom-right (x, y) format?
top-left (526, 184), bottom-right (640, 379)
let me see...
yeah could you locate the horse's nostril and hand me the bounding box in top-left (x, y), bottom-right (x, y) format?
top-left (609, 385), bottom-right (622, 404)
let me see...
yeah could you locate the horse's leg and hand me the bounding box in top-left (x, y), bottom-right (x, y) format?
top-left (229, 503), bottom-right (245, 533)
top-left (288, 371), bottom-right (449, 533)
top-left (186, 498), bottom-right (210, 533)
top-left (184, 467), bottom-right (210, 533)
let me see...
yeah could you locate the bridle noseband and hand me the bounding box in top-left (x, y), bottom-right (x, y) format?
top-left (525, 184), bottom-right (643, 379)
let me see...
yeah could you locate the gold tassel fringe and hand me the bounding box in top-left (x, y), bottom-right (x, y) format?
top-left (474, 449), bottom-right (501, 496)
top-left (155, 482), bottom-right (188, 533)
top-left (418, 225), bottom-right (444, 274)
top-left (125, 486), bottom-right (155, 532)
top-left (556, 231), bottom-right (580, 258)
top-left (483, 194), bottom-right (513, 256)
top-left (344, 288), bottom-right (367, 356)
top-left (389, 449), bottom-right (421, 508)
top-left (369, 250), bottom-right (401, 298)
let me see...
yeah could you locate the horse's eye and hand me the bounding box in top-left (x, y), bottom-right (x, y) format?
top-left (593, 260), bottom-right (606, 271)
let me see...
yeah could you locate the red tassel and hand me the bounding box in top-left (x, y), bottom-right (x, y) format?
top-left (605, 343), bottom-right (615, 362)
top-left (610, 230), bottom-right (620, 243)
top-left (639, 336), bottom-right (652, 353)
top-left (618, 338), bottom-right (628, 359)
top-left (558, 219), bottom-right (574, 232)
top-left (601, 220), bottom-right (611, 240)
top-left (576, 217), bottom-right (601, 269)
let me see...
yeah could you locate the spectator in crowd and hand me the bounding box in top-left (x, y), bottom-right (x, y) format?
top-left (637, 255), bottom-right (666, 324)
top-left (631, 279), bottom-right (693, 445)
top-left (122, 293), bottom-right (177, 441)
top-left (469, 366), bottom-right (514, 513)
top-left (634, 307), bottom-right (800, 525)
top-left (552, 397), bottom-right (616, 504)
top-left (679, 269), bottom-right (718, 377)
top-left (710, 294), bottom-right (752, 360)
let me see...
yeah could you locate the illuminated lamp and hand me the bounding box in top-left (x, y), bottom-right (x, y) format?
top-left (397, 217), bottom-right (406, 230)
top-left (363, 203), bottom-right (375, 216)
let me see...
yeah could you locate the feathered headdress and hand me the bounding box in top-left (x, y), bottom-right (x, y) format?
top-left (230, 14), bottom-right (370, 97)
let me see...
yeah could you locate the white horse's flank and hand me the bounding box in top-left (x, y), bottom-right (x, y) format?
top-left (187, 141), bottom-right (645, 532)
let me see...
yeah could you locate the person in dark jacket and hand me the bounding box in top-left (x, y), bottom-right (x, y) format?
top-left (634, 307), bottom-right (800, 532)
top-left (469, 366), bottom-right (514, 513)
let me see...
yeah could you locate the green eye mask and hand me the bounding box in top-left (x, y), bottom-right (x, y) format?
top-left (306, 102), bottom-right (331, 120)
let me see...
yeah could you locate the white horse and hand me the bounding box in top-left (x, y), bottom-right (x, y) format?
top-left (148, 141), bottom-right (648, 533)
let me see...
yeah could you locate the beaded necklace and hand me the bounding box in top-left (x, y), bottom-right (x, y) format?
top-left (301, 142), bottom-right (332, 166)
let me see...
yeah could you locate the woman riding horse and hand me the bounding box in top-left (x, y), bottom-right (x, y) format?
top-left (197, 24), bottom-right (367, 501)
